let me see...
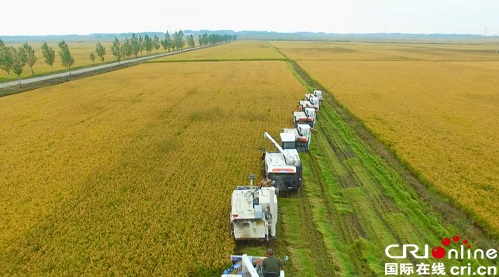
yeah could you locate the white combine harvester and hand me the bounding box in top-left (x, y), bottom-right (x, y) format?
top-left (299, 99), bottom-right (319, 112)
top-left (292, 108), bottom-right (315, 128)
top-left (231, 174), bottom-right (278, 241)
top-left (298, 97), bottom-right (319, 112)
top-left (305, 94), bottom-right (321, 111)
top-left (282, 123), bottom-right (312, 152)
top-left (222, 254), bottom-right (287, 277)
top-left (305, 95), bottom-right (320, 110)
top-left (312, 89), bottom-right (323, 101)
top-left (261, 132), bottom-right (302, 193)
top-left (303, 107), bottom-right (317, 122)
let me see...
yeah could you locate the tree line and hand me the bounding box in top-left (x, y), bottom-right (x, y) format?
top-left (0, 31), bottom-right (237, 87)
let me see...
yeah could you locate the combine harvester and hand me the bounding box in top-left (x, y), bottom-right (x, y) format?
top-left (312, 89), bottom-right (323, 101)
top-left (304, 94), bottom-right (320, 111)
top-left (282, 123), bottom-right (312, 152)
top-left (298, 99), bottom-right (319, 112)
top-left (292, 108), bottom-right (316, 128)
top-left (225, 174), bottom-right (286, 276)
top-left (230, 174), bottom-right (278, 241)
top-left (261, 132), bottom-right (302, 193)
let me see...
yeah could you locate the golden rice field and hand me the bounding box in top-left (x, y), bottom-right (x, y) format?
top-left (0, 59), bottom-right (304, 275)
top-left (271, 40), bottom-right (499, 235)
top-left (157, 40), bottom-right (284, 61)
top-left (0, 39), bottom-right (284, 82)
top-left (2, 38), bottom-right (498, 275)
top-left (272, 40), bottom-right (499, 61)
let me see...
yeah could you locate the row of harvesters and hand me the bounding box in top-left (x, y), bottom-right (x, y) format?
top-left (222, 90), bottom-right (323, 277)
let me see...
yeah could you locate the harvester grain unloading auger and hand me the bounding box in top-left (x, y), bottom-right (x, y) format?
top-left (261, 132), bottom-right (302, 193)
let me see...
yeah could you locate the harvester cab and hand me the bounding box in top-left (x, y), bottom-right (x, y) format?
top-left (299, 100), bottom-right (319, 112)
top-left (293, 111), bottom-right (315, 128)
top-left (230, 174), bottom-right (278, 241)
top-left (282, 123), bottom-right (311, 152)
top-left (313, 89), bottom-right (323, 101)
top-left (261, 132), bottom-right (302, 193)
top-left (280, 132), bottom-right (297, 150)
top-left (305, 93), bottom-right (320, 108)
top-left (308, 96), bottom-right (320, 110)
top-left (304, 107), bottom-right (317, 123)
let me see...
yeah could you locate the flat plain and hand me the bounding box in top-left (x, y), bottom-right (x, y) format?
top-left (1, 39), bottom-right (498, 276)
top-left (271, 40), bottom-right (499, 235)
top-left (0, 46), bottom-right (305, 274)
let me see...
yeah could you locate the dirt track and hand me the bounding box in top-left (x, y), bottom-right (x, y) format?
top-left (0, 45), bottom-right (212, 96)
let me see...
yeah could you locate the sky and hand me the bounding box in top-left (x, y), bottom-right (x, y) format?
top-left (1, 0), bottom-right (498, 36)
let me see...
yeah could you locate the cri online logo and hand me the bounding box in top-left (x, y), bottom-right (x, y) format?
top-left (385, 235), bottom-right (499, 260)
top-left (432, 235), bottom-right (470, 259)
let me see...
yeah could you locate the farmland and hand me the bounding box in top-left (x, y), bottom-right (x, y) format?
top-left (1, 39), bottom-right (498, 276)
top-left (271, 40), bottom-right (499, 236)
top-left (0, 55), bottom-right (304, 275)
top-left (156, 40), bottom-right (284, 61)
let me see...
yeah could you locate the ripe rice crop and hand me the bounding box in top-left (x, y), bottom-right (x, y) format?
top-left (0, 60), bottom-right (304, 275)
top-left (271, 40), bottom-right (499, 61)
top-left (296, 58), bottom-right (499, 235)
top-left (157, 40), bottom-right (284, 61)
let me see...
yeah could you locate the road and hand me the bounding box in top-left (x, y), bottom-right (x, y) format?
top-left (0, 45), bottom-right (211, 89)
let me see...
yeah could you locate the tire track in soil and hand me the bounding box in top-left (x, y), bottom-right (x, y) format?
top-left (304, 150), bottom-right (367, 276)
top-left (308, 120), bottom-right (394, 276)
top-left (317, 104), bottom-right (409, 264)
top-left (293, 188), bottom-right (336, 276)
top-left (289, 60), bottom-right (417, 274)
top-left (319, 103), bottom-right (475, 269)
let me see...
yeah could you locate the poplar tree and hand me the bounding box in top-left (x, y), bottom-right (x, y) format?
top-left (11, 47), bottom-right (26, 87)
top-left (111, 37), bottom-right (122, 63)
top-left (96, 42), bottom-right (106, 62)
top-left (58, 40), bottom-right (74, 75)
top-left (20, 42), bottom-right (37, 75)
top-left (41, 42), bottom-right (56, 71)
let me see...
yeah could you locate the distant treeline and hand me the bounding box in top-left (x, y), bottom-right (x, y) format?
top-left (0, 30), bottom-right (238, 43)
top-left (1, 30), bottom-right (492, 43)
top-left (0, 31), bottom-right (237, 86)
